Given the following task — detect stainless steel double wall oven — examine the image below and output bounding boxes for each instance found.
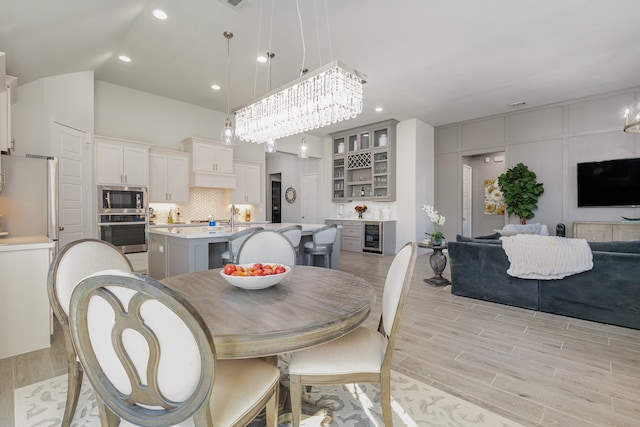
[97,185,148,253]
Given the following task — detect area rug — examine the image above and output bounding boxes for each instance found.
[15,370,523,427]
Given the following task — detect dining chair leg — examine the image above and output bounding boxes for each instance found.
[290,374,303,427]
[306,253,313,266]
[324,253,331,269]
[96,394,120,427]
[266,383,279,427]
[62,361,83,427]
[381,372,393,427]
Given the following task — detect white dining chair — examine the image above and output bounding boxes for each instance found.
[303,224,338,268]
[68,270,280,427]
[47,238,133,427]
[288,242,418,427]
[237,230,296,266]
[221,227,263,265]
[277,224,303,256]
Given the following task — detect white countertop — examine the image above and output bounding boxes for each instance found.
[149,223,334,239]
[149,221,269,228]
[325,217,396,222]
[0,235,56,251]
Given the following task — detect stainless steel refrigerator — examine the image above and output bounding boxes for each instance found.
[0,154,59,250]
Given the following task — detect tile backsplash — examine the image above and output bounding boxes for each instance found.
[150,187,249,224]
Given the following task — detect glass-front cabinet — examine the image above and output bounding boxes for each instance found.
[330,119,397,202]
[332,157,346,201]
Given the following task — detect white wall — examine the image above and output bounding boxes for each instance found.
[96,81,260,155]
[12,71,94,156]
[396,119,434,250]
[436,87,640,238]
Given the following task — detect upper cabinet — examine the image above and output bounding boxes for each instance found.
[95,136,150,186]
[149,149,190,203]
[0,52,16,155]
[230,161,261,204]
[330,120,397,202]
[181,137,236,189]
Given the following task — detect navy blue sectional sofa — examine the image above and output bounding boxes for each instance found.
[447,236,640,330]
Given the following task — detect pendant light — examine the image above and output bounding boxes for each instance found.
[265,139,277,153]
[220,31,236,145]
[298,135,309,159]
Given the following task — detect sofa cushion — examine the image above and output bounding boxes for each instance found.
[456,234,502,244]
[588,240,640,254]
[474,232,501,240]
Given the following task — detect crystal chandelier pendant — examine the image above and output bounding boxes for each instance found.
[220,117,236,145]
[298,136,309,159]
[235,61,365,144]
[624,108,640,133]
[264,139,277,153]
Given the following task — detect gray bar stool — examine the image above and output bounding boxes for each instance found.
[277,224,303,256]
[303,224,338,268]
[221,227,263,265]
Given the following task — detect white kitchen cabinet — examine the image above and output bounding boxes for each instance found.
[0,54,17,155]
[149,149,189,203]
[0,236,55,358]
[181,137,236,189]
[95,136,150,186]
[231,161,262,204]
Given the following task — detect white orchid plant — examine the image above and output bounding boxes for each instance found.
[422,205,446,241]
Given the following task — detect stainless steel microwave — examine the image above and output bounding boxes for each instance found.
[98,185,147,214]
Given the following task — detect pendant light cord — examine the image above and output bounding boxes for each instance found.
[225,33,231,116]
[295,0,306,76]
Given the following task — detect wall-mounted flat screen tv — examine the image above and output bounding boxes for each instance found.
[577,158,640,207]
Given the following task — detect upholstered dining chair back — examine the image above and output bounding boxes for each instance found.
[221,227,264,264]
[379,242,418,364]
[312,223,338,245]
[69,270,280,427]
[288,242,417,427]
[277,224,303,254]
[237,230,296,265]
[47,238,132,427]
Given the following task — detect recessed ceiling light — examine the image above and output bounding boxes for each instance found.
[257,56,268,63]
[118,55,131,63]
[375,107,383,112]
[153,9,168,20]
[211,84,221,90]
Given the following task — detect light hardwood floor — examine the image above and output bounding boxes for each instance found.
[2,249,640,426]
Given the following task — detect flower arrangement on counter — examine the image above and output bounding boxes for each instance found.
[422,204,446,245]
[355,204,368,219]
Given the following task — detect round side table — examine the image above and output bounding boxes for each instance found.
[418,242,450,287]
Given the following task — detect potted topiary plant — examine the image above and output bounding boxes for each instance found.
[497,162,544,224]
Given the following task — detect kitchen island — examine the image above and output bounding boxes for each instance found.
[148,223,341,279]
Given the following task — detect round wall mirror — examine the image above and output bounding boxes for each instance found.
[285,186,297,203]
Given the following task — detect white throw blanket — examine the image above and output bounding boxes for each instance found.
[500,234,593,280]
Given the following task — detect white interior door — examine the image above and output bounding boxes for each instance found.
[51,121,91,248]
[462,164,472,237]
[301,173,317,224]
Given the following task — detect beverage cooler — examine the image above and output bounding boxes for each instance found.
[363,221,383,254]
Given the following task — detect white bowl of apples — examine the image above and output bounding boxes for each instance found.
[220,263,291,290]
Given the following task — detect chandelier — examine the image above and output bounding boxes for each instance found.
[234,60,365,144]
[624,108,640,133]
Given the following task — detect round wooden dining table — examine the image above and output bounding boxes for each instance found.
[161,265,376,359]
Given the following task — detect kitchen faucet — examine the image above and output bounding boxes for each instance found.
[230,204,235,229]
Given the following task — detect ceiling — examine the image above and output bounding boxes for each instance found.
[1,0,639,136]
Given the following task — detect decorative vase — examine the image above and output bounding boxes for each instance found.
[431,235,443,246]
[358,212,363,219]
